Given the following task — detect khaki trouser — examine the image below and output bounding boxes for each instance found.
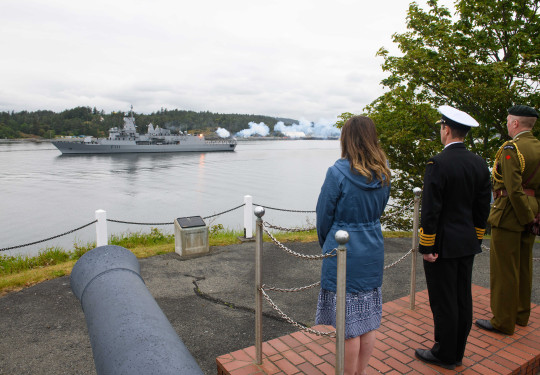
[489,227,535,334]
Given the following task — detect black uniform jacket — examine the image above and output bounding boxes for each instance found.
[419,143,492,258]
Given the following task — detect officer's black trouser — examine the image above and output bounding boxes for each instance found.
[423,255,475,365]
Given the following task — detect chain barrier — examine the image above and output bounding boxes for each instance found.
[260,287,336,337]
[262,281,321,293]
[384,248,413,270]
[3,203,247,252]
[253,203,315,213]
[202,203,245,220]
[263,221,315,232]
[0,220,98,252]
[263,221,413,268]
[258,221,414,340]
[255,200,409,216]
[107,203,247,226]
[107,219,173,225]
[262,225,337,260]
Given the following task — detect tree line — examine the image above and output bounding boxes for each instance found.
[0,107,297,139]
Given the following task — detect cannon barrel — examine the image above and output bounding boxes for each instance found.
[71,245,203,375]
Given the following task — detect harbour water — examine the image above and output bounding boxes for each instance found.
[0,140,341,257]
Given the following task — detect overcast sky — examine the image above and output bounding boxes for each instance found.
[0,0,455,123]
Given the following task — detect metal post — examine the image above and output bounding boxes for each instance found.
[410,188,422,310]
[95,209,107,247]
[244,195,253,239]
[254,206,265,365]
[335,230,349,375]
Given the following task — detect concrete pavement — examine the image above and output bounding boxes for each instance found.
[0,238,538,375]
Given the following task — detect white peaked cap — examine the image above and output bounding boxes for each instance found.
[437,105,479,127]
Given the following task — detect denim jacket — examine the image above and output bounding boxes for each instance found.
[316,158,390,293]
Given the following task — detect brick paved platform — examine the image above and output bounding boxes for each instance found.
[216,285,540,374]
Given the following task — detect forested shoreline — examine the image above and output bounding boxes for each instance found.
[0,107,298,139]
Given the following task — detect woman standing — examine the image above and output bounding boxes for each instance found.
[316,116,390,375]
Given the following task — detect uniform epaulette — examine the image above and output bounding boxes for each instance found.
[492,140,525,183]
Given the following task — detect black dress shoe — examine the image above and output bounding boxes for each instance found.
[415,348,456,370]
[475,319,504,333]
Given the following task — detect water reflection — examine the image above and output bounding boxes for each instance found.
[1,140,341,256]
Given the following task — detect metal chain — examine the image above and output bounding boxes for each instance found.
[263,221,316,232]
[202,203,245,219]
[0,220,98,252]
[263,227,337,260]
[253,203,315,213]
[260,287,336,337]
[255,200,411,215]
[262,281,321,293]
[384,248,413,270]
[107,219,173,225]
[107,203,246,225]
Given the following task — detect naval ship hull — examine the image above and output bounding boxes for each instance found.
[52,107,237,155]
[52,141,236,154]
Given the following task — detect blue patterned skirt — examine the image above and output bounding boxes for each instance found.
[315,287,382,339]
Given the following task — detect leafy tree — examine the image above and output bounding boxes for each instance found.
[339,0,539,230]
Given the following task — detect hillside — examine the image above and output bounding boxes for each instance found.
[0,107,298,139]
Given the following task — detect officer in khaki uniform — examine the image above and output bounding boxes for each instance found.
[476,105,540,335]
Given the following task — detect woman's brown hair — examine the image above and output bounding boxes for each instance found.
[340,116,391,185]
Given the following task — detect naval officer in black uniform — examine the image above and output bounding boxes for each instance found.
[414,105,492,370]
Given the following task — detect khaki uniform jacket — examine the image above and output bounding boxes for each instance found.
[488,131,540,231]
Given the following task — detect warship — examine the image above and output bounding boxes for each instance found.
[52,108,236,154]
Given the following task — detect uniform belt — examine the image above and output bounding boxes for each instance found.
[493,189,535,199]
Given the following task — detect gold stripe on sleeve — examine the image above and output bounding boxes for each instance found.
[419,228,436,246]
[475,227,486,240]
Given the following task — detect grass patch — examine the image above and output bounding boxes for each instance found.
[0,245,93,276]
[110,227,174,248]
[0,261,77,295]
[383,231,412,238]
[264,229,318,243]
[0,226,413,296]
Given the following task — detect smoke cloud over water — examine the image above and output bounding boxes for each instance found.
[274,118,340,138]
[215,127,230,138]
[235,122,270,138]
[234,118,340,139]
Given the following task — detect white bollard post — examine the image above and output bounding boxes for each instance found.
[244,195,253,239]
[95,209,108,247]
